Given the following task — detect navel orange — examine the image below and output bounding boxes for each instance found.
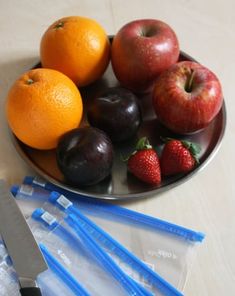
[40,16,110,87]
[6,68,83,150]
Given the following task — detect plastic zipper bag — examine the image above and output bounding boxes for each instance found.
[39,244,90,296]
[75,201,203,291]
[29,208,151,296]
[0,241,80,296]
[11,185,184,296]
[13,180,205,294]
[41,200,181,296]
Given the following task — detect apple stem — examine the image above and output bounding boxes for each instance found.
[185,69,195,93]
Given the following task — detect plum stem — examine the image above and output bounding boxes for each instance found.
[185,69,195,93]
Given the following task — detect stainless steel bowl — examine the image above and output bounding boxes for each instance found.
[11,49,226,200]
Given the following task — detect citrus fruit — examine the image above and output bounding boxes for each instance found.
[40,16,110,87]
[6,68,83,150]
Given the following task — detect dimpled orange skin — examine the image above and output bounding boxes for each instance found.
[6,68,83,150]
[40,16,110,87]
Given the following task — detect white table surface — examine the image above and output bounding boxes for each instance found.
[0,0,234,295]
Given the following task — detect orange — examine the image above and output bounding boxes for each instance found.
[6,68,83,150]
[40,16,110,87]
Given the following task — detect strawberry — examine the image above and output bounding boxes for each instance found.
[160,138,201,176]
[127,137,161,185]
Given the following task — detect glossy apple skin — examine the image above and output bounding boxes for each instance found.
[56,127,114,186]
[87,87,141,142]
[111,19,179,93]
[152,61,223,134]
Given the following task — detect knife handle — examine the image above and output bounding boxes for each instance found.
[20,287,42,296]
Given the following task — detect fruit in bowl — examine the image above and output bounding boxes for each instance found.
[6,68,83,150]
[152,61,223,134]
[40,16,110,87]
[56,127,114,186]
[127,137,161,185]
[87,87,141,142]
[160,138,201,176]
[111,19,179,93]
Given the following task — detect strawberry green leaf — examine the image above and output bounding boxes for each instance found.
[181,140,201,164]
[136,137,152,150]
[190,142,201,155]
[181,140,192,149]
[122,137,153,162]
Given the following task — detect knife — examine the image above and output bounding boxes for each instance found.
[0,180,48,296]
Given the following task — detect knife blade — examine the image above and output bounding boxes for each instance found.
[0,180,48,296]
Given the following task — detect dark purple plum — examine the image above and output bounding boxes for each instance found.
[87,87,141,142]
[56,127,114,186]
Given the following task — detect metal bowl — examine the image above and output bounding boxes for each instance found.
[11,50,226,200]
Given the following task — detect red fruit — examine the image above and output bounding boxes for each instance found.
[111,19,179,93]
[152,61,223,134]
[160,139,201,176]
[127,138,161,185]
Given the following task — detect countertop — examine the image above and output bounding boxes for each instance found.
[0,0,234,295]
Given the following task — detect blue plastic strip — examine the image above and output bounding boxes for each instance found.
[49,191,183,296]
[65,214,149,296]
[33,209,151,296]
[22,177,205,242]
[39,243,90,296]
[78,202,205,242]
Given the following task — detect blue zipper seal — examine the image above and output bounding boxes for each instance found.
[49,191,184,296]
[65,213,150,296]
[39,243,90,296]
[78,202,205,242]
[21,177,205,242]
[33,209,151,296]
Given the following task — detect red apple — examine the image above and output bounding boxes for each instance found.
[152,61,223,134]
[111,19,179,93]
